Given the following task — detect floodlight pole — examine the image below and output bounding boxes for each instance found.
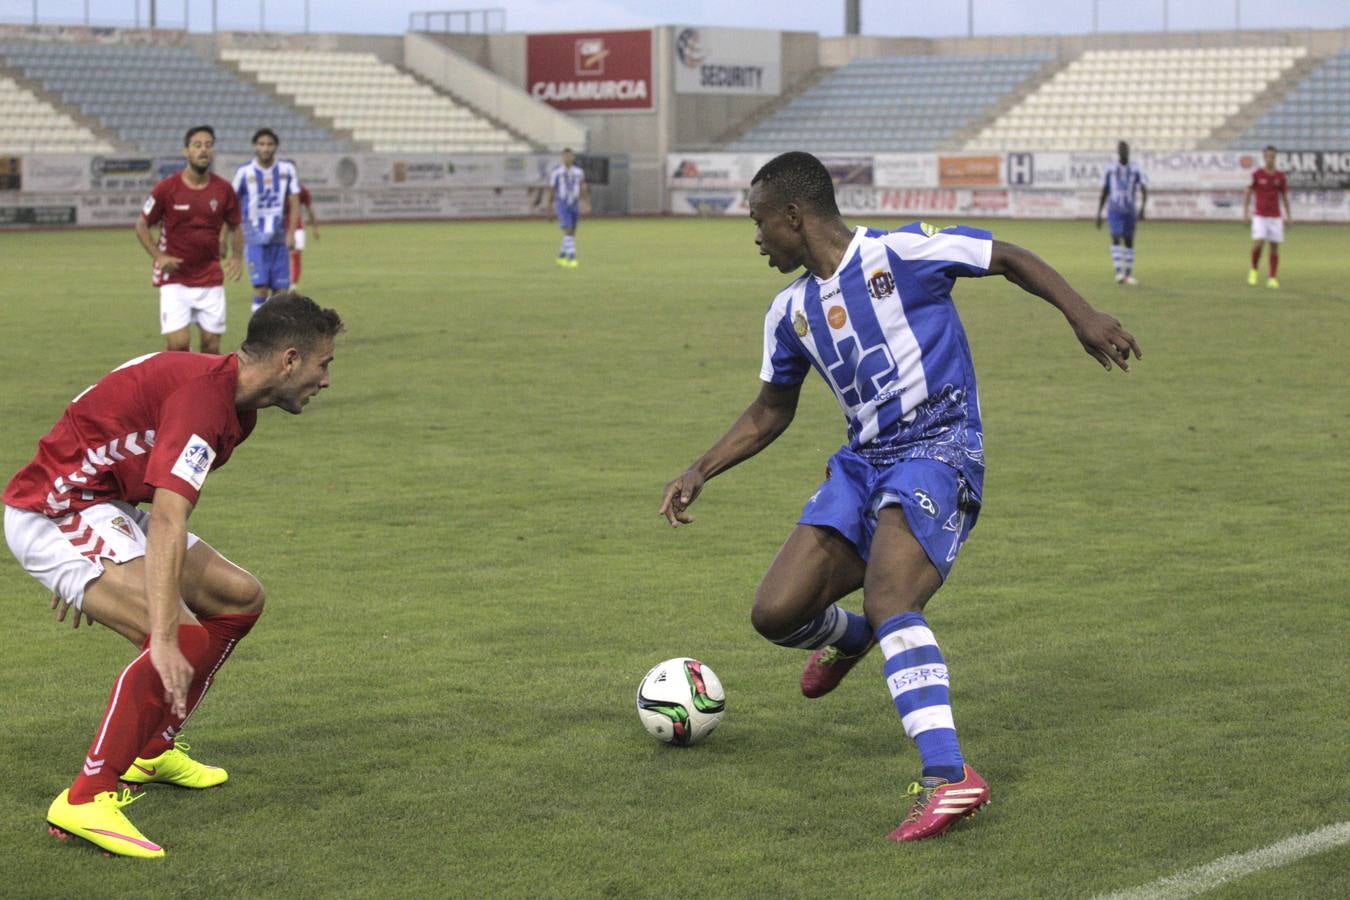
[1162,0,1169,32]
[305,0,310,33]
[1092,0,1098,33]
[967,0,974,38]
[260,0,265,32]
[1235,0,1241,31]
[150,0,157,28]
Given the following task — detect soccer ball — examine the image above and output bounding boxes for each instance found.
[636,657,726,745]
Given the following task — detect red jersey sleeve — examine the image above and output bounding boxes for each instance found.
[222,180,242,227]
[142,179,170,226]
[142,384,235,505]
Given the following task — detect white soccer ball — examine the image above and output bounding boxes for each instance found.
[636,657,726,746]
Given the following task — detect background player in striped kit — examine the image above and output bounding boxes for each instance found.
[233,128,300,314]
[2,293,343,858]
[1243,145,1291,289]
[1095,141,1148,285]
[547,148,590,268]
[660,151,1140,841]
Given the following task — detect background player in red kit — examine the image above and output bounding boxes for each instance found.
[1243,144,1292,289]
[289,180,318,289]
[2,293,344,858]
[135,125,244,353]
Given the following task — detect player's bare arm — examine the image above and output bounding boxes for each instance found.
[135,216,182,272]
[987,240,1141,372]
[1095,184,1108,229]
[660,381,801,527]
[1282,188,1292,226]
[144,487,197,718]
[305,201,319,238]
[285,195,299,250]
[1242,186,1252,223]
[223,223,244,281]
[1138,183,1148,221]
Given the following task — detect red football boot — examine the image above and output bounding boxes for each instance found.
[887,765,990,842]
[800,641,875,698]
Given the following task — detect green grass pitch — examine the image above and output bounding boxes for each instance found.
[0,216,1346,896]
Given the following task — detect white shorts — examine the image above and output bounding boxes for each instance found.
[4,502,201,610]
[1251,215,1284,243]
[160,283,226,335]
[293,229,306,251]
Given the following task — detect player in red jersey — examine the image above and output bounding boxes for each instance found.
[1242,145,1291,289]
[135,125,244,354]
[2,293,343,859]
[289,181,318,288]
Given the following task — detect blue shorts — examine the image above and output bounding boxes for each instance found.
[556,202,579,230]
[245,243,291,290]
[1107,208,1136,240]
[799,446,980,581]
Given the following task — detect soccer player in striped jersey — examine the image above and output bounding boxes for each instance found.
[660,152,1140,841]
[547,148,589,268]
[1095,141,1148,285]
[232,129,300,314]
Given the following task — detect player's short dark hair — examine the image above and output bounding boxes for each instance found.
[241,292,344,357]
[252,127,280,145]
[1264,144,1277,152]
[751,151,840,216]
[183,125,215,146]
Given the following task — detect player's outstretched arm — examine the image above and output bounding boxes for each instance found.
[987,240,1141,373]
[659,381,801,527]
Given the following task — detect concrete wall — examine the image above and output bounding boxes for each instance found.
[404,31,587,152]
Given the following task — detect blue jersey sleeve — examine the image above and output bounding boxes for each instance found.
[759,297,810,385]
[882,223,993,300]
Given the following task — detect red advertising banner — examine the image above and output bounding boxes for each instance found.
[527,30,653,111]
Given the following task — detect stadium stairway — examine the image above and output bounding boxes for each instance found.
[1202,52,1326,149]
[945,54,1069,151]
[706,66,833,149]
[0,58,127,153]
[220,49,531,154]
[215,56,369,153]
[1226,48,1350,150]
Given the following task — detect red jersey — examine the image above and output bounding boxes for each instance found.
[297,184,311,228]
[3,353,257,518]
[1249,168,1288,218]
[141,172,240,288]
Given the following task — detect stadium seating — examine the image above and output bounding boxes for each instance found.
[0,42,352,154]
[727,54,1055,153]
[220,49,531,154]
[967,46,1306,152]
[0,74,115,153]
[1234,48,1350,148]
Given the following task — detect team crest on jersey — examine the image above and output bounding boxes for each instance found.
[868,269,895,301]
[793,311,808,337]
[209,198,218,211]
[826,306,847,329]
[108,516,135,539]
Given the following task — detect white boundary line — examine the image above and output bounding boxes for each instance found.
[1095,821,1350,900]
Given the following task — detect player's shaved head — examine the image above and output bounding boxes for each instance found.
[751,152,840,216]
[241,291,344,358]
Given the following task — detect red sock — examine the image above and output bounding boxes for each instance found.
[70,624,210,803]
[137,613,261,759]
[1251,246,1262,268]
[1269,249,1279,278]
[290,251,301,285]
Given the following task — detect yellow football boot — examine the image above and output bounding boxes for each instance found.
[47,788,164,859]
[1247,268,1259,286]
[121,741,227,789]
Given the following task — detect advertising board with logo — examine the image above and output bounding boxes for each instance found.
[1276,150,1350,190]
[527,30,653,111]
[673,26,781,96]
[938,155,1003,187]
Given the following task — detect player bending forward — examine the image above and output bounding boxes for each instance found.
[660,152,1141,842]
[3,293,343,858]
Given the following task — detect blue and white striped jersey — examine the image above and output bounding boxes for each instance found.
[1103,162,1146,214]
[549,164,586,207]
[231,159,300,246]
[760,222,991,493]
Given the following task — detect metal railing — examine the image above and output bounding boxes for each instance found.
[408,8,505,34]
